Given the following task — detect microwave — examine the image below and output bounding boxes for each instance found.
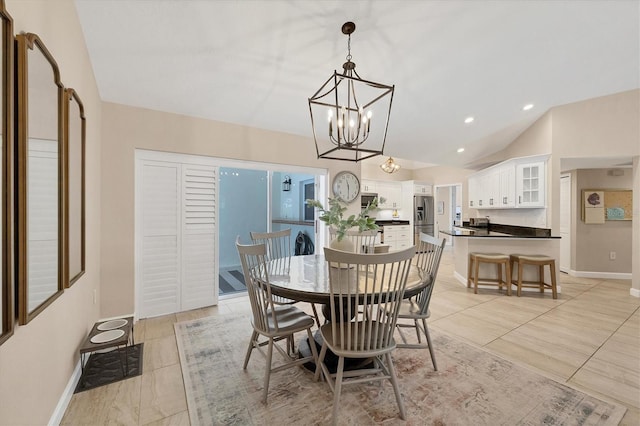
[361,193,378,208]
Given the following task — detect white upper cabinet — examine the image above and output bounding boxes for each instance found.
[414,183,432,195]
[377,181,403,209]
[499,164,516,208]
[361,179,377,194]
[468,176,479,208]
[468,155,547,209]
[516,161,545,207]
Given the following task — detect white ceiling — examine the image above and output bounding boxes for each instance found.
[74,0,639,169]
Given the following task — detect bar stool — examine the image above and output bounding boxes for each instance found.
[509,254,557,299]
[467,253,512,296]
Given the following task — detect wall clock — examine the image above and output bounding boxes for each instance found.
[332,171,360,203]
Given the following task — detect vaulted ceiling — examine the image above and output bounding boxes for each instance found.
[75,0,639,169]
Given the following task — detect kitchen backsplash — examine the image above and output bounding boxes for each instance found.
[367,209,411,221]
[478,208,547,228]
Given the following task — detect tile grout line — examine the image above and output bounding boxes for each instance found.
[481,276,606,348]
[565,303,640,383]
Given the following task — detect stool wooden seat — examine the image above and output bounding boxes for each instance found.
[509,254,557,299]
[467,253,511,296]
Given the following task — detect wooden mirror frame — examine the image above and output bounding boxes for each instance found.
[64,88,85,286]
[16,32,65,325]
[0,0,13,345]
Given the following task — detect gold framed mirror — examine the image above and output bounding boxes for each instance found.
[64,88,85,286]
[16,32,65,325]
[0,0,13,345]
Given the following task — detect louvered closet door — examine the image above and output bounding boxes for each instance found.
[181,165,217,311]
[140,161,181,318]
[138,156,218,318]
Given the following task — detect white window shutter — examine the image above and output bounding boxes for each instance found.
[181,165,217,311]
[140,162,181,318]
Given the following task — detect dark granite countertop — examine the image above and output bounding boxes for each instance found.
[375,220,410,226]
[442,223,560,239]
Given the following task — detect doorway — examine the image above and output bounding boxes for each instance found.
[559,174,571,272]
[434,183,463,245]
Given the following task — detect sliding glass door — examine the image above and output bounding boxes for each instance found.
[217,168,268,296]
[218,169,323,298]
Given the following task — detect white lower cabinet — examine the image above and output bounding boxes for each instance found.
[382,225,412,252]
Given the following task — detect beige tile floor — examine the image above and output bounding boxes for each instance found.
[61,248,640,425]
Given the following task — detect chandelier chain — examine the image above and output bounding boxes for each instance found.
[346,34,352,62]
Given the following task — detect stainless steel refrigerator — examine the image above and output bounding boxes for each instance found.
[414,195,434,245]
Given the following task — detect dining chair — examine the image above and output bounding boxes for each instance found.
[236,238,319,403]
[250,229,321,327]
[315,246,416,425]
[328,227,379,253]
[394,233,446,370]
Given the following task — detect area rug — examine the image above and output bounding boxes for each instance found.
[175,315,626,425]
[74,343,144,393]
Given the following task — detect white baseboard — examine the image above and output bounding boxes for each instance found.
[49,360,82,426]
[568,270,632,280]
[630,288,640,298]
[452,271,562,293]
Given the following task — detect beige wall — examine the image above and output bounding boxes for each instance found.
[574,168,633,273]
[552,90,640,158]
[101,102,356,317]
[0,1,102,424]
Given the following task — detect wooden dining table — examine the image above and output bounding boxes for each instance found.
[266,254,429,372]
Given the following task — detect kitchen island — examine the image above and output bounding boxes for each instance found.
[440,225,561,293]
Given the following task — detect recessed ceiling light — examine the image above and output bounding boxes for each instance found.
[457,148,465,153]
[523,104,534,111]
[464,116,474,124]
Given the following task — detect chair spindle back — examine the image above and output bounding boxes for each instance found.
[323,246,416,352]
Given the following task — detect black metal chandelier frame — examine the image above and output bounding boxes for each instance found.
[308,22,395,162]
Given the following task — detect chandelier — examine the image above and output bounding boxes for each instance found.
[380,157,401,174]
[308,22,395,162]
